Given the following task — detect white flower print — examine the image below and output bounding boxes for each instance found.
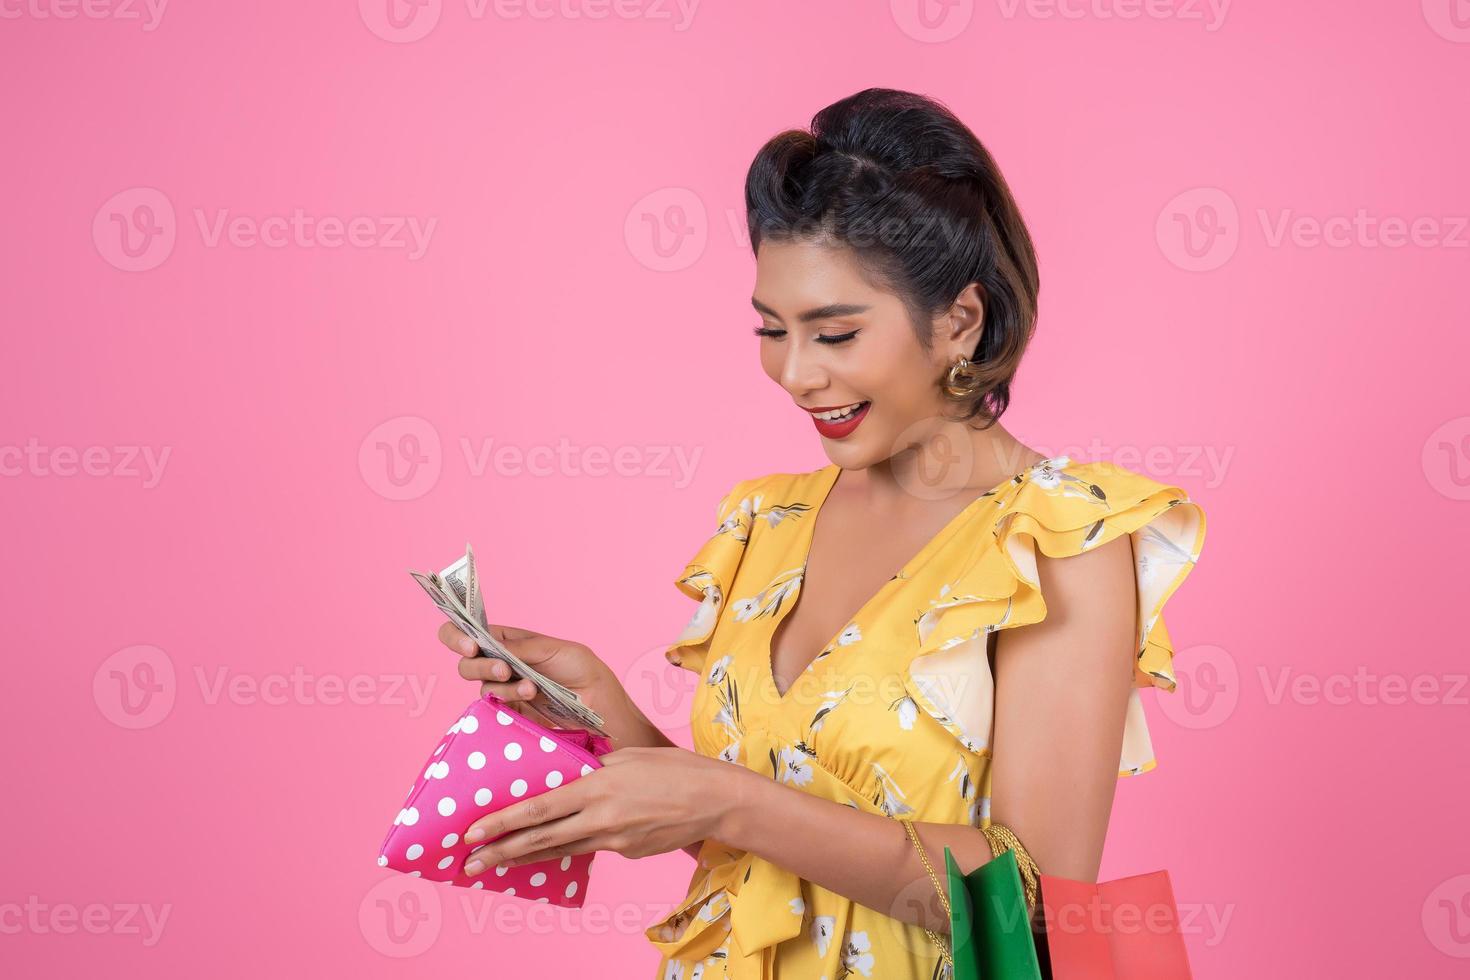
[757,497,815,529]
[706,654,732,686]
[732,566,804,623]
[838,929,876,977]
[810,687,853,732]
[836,622,863,646]
[1028,455,1070,489]
[717,739,740,764]
[789,895,805,917]
[661,958,684,980]
[889,694,918,730]
[776,745,814,787]
[870,761,915,817]
[811,915,836,957]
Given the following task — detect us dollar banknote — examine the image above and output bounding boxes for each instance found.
[412,543,607,735]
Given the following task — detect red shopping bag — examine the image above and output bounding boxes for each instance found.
[1035,869,1192,979]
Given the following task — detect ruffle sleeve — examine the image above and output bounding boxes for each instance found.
[663,476,764,676]
[901,458,1208,777]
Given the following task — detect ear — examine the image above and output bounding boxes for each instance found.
[937,282,986,359]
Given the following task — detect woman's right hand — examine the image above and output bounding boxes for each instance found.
[438,622,618,727]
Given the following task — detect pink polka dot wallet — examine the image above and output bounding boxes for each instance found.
[376,693,615,906]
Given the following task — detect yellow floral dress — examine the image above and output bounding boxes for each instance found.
[645,455,1207,980]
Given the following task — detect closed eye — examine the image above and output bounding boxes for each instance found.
[753,326,859,345]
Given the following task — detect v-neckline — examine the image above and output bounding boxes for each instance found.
[762,454,1073,704]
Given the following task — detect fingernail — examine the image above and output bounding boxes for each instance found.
[461,639,476,654]
[518,681,534,696]
[466,827,485,843]
[464,860,484,876]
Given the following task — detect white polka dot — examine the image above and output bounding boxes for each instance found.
[545,770,563,788]
[441,832,459,848]
[539,736,556,752]
[536,896,548,903]
[580,764,593,776]
[437,796,456,817]
[377,855,388,867]
[503,741,522,761]
[504,887,515,896]
[427,761,449,779]
[529,872,547,887]
[433,742,447,755]
[474,788,492,806]
[467,751,486,770]
[510,778,528,797]
[496,711,514,726]
[401,807,420,826]
[495,864,508,877]
[409,871,422,877]
[459,715,479,734]
[565,881,578,898]
[560,856,572,871]
[406,843,424,860]
[437,856,454,870]
[446,720,462,735]
[471,881,484,889]
[393,809,404,826]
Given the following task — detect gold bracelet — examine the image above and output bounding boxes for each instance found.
[898,818,954,967]
[981,822,1040,916]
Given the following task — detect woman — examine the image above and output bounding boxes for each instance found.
[442,87,1208,979]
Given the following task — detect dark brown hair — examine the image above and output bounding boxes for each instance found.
[744,87,1040,429]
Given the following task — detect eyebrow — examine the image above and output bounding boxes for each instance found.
[750,297,872,323]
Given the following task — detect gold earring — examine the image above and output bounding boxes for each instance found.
[943,355,979,398]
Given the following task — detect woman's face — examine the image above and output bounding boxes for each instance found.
[751,238,979,470]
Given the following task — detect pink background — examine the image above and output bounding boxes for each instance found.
[3,1,1468,976]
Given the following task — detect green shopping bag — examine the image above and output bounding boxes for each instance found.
[942,845,1043,980]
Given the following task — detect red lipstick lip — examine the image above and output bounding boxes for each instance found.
[808,401,871,439]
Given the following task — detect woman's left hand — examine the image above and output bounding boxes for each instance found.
[460,746,746,876]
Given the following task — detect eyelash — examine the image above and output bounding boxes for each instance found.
[752,326,860,345]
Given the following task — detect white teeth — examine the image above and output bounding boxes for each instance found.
[814,402,865,421]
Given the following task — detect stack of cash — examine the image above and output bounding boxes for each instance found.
[411,543,607,736]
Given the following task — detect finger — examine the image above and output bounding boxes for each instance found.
[497,836,601,869]
[464,811,596,876]
[438,621,479,657]
[462,781,586,846]
[457,657,523,684]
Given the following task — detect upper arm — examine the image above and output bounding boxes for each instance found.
[988,532,1138,882]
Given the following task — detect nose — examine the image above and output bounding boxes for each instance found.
[776,336,828,397]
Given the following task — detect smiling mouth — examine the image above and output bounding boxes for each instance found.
[803,400,871,439]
